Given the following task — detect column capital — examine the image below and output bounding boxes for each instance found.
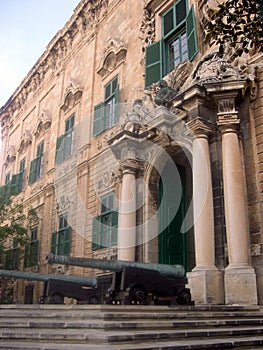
[217,120,240,134]
[214,93,240,131]
[119,159,144,176]
[187,117,213,139]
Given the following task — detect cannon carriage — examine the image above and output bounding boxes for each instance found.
[46,254,192,305]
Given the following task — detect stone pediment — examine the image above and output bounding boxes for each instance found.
[60,78,83,112]
[33,110,52,138]
[4,145,16,167]
[97,39,127,79]
[18,130,32,154]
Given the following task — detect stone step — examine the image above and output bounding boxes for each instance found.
[0,336,263,350]
[0,305,262,320]
[1,325,263,342]
[0,317,263,329]
[1,305,262,349]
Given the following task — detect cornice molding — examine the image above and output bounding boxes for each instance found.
[0,0,109,118]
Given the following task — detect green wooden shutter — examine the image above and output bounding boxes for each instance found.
[93,102,104,136]
[145,40,163,88]
[114,85,119,124]
[64,227,71,256]
[92,216,100,251]
[30,240,39,265]
[111,210,118,246]
[51,232,57,254]
[55,135,64,164]
[28,160,36,184]
[37,141,44,157]
[24,244,30,268]
[10,174,19,196]
[163,7,174,36]
[186,6,198,61]
[175,0,187,27]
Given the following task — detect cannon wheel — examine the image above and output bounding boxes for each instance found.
[89,295,99,304]
[50,293,64,304]
[177,288,191,305]
[128,286,147,305]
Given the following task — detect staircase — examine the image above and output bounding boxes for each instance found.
[0,304,263,349]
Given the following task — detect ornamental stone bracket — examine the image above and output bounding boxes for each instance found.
[97,38,127,79]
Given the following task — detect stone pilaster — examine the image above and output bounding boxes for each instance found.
[187,118,224,305]
[217,93,258,305]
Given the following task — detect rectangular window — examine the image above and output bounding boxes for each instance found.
[24,227,39,268]
[29,142,44,184]
[92,192,118,251]
[55,114,75,164]
[145,1,198,87]
[51,214,71,256]
[5,240,19,270]
[93,76,119,136]
[18,158,25,193]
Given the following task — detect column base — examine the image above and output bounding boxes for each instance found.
[187,268,224,305]
[225,266,258,305]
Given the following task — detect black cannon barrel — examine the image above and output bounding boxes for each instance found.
[0,269,97,287]
[46,253,185,278]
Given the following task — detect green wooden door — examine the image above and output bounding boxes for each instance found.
[158,163,187,271]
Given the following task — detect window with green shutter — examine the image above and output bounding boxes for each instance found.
[93,76,119,136]
[18,159,25,193]
[145,0,198,87]
[92,192,118,251]
[55,114,75,164]
[51,214,71,256]
[24,227,39,268]
[5,240,19,270]
[28,142,44,184]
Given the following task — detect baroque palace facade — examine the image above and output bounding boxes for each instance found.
[0,0,262,305]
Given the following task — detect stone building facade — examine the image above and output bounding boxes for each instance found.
[0,0,262,305]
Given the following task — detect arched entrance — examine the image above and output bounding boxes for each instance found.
[158,162,188,271]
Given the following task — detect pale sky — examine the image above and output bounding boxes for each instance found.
[0,0,80,108]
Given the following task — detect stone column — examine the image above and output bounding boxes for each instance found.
[217,93,257,305]
[187,118,224,304]
[117,160,137,261]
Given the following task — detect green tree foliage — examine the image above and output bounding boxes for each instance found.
[0,195,37,259]
[206,0,263,57]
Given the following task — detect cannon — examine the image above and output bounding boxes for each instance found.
[0,269,109,304]
[46,254,192,305]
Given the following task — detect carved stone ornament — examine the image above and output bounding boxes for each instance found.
[97,39,127,79]
[193,53,241,83]
[58,195,72,211]
[60,78,83,112]
[33,110,52,137]
[18,130,32,154]
[139,7,155,49]
[165,61,193,93]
